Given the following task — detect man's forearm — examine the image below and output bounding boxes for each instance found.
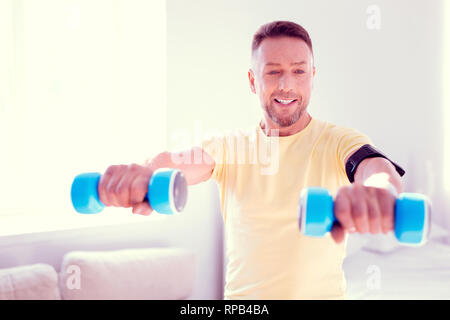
[143,151,172,171]
[353,157,404,194]
[142,148,215,185]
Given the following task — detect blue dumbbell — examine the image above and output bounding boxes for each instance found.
[71,168,188,214]
[297,187,431,245]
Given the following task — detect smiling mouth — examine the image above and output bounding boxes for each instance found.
[274,98,297,106]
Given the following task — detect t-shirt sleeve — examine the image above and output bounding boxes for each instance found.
[200,133,227,183]
[334,126,374,173]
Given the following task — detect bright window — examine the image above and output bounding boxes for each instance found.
[0,0,167,236]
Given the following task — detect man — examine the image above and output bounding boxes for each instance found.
[97,21,405,299]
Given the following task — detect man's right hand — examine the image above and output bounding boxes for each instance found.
[98,163,154,216]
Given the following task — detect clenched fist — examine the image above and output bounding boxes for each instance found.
[331,183,397,243]
[98,164,154,216]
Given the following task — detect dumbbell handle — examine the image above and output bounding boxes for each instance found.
[298,187,431,245]
[71,168,187,214]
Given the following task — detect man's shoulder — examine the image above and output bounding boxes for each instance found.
[310,118,368,147]
[310,117,339,136]
[313,118,362,135]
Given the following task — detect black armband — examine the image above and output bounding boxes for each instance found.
[345,144,406,183]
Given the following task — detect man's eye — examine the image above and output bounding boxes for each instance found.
[268,71,279,75]
[295,70,305,74]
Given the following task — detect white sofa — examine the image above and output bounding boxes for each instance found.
[0,247,196,300]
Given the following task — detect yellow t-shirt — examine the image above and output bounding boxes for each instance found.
[201,117,373,300]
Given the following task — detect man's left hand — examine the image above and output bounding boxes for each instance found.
[331,183,397,244]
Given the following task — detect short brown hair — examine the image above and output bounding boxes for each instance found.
[252,20,313,55]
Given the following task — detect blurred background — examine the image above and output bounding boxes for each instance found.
[0,0,449,299]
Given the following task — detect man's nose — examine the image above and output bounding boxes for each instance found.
[278,74,295,91]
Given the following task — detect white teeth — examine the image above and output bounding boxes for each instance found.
[276,99,295,105]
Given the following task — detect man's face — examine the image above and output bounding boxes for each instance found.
[249,36,315,127]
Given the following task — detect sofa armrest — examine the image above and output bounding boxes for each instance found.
[0,264,61,300]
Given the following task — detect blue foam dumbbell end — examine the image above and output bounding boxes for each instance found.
[298,187,334,237]
[395,192,430,245]
[71,172,105,214]
[148,168,188,214]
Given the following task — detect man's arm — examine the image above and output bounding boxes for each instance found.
[144,147,215,186]
[345,152,404,194]
[331,150,405,243]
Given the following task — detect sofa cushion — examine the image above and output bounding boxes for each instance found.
[0,264,61,300]
[59,247,196,300]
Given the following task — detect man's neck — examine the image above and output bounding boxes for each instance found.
[260,112,312,137]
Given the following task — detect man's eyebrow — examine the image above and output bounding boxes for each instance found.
[265,61,307,66]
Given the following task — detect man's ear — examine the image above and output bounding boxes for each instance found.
[248,69,256,94]
[312,66,316,89]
